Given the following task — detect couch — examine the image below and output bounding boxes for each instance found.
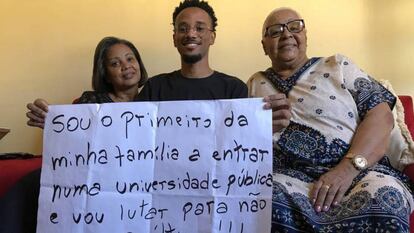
[400,95,414,231]
[1,96,414,230]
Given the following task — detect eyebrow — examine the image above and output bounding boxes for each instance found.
[177,21,208,26]
[107,53,135,61]
[110,52,134,58]
[270,18,301,25]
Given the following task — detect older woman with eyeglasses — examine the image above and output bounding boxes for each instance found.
[247,7,414,232]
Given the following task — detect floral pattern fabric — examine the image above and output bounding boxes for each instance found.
[247,54,414,232]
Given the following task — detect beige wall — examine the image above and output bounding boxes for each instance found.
[1,0,413,154]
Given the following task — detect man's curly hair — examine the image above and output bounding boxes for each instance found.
[172,0,218,31]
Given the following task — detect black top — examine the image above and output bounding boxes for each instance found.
[74,91,141,104]
[74,91,113,104]
[137,70,248,101]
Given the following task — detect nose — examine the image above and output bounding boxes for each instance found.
[280,26,293,39]
[121,60,131,71]
[185,27,198,38]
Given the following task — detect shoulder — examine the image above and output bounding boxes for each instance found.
[210,71,247,98]
[247,71,267,83]
[75,91,97,103]
[147,71,178,83]
[322,54,355,66]
[213,71,246,86]
[246,71,268,90]
[137,72,178,101]
[75,91,112,104]
[79,91,97,97]
[311,54,361,75]
[246,70,277,97]
[213,71,237,80]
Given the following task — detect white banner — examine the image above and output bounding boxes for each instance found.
[37,98,272,233]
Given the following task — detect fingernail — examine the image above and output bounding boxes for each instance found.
[333,201,339,206]
[323,205,329,211]
[315,206,321,212]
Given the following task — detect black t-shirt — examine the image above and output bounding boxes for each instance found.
[137,70,248,101]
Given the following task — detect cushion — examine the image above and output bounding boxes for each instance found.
[0,156,42,197]
[399,96,414,137]
[379,80,414,171]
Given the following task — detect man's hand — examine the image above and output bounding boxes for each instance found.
[263,94,291,133]
[26,98,49,129]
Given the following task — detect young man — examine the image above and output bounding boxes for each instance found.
[138,0,248,101]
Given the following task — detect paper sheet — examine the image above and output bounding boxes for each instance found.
[37,98,272,233]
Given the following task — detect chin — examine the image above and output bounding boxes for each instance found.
[182,54,202,64]
[278,53,299,62]
[125,78,140,86]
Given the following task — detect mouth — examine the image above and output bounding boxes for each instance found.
[278,43,296,49]
[122,71,136,79]
[182,40,201,49]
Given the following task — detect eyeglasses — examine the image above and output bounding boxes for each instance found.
[173,23,214,35]
[264,19,305,38]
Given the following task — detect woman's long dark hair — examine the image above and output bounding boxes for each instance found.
[92,36,148,93]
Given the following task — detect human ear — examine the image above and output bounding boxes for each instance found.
[261,40,268,55]
[173,33,178,48]
[209,31,216,45]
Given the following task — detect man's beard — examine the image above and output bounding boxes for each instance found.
[182,54,202,64]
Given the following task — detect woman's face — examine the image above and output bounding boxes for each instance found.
[262,9,307,68]
[105,43,141,92]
